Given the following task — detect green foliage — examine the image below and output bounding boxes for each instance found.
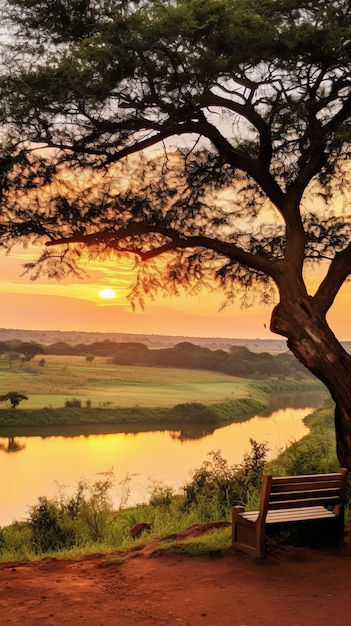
[0,522,33,560]
[64,397,82,408]
[76,471,115,543]
[27,471,116,553]
[182,441,268,515]
[148,483,175,509]
[170,402,218,422]
[28,496,77,553]
[267,401,339,477]
[0,394,273,428]
[153,526,231,559]
[269,432,339,477]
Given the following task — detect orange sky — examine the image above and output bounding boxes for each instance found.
[0,243,350,340]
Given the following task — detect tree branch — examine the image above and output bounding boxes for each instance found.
[45,223,277,277]
[203,92,273,165]
[314,243,351,315]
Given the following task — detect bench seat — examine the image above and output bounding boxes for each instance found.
[239,505,338,524]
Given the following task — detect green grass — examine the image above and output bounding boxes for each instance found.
[0,355,323,428]
[0,355,251,408]
[266,400,338,476]
[152,526,232,558]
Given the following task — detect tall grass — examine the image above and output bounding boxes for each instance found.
[267,401,339,476]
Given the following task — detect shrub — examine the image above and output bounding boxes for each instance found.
[76,471,115,542]
[182,440,268,516]
[170,402,217,422]
[65,398,82,408]
[0,522,33,559]
[27,471,116,552]
[148,482,175,508]
[28,496,77,553]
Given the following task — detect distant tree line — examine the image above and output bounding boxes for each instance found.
[0,340,45,362]
[0,339,311,378]
[110,342,311,378]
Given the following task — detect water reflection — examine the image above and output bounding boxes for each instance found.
[169,426,216,441]
[0,437,26,453]
[260,391,325,414]
[0,391,325,445]
[0,392,326,527]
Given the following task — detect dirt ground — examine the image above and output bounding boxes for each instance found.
[1,525,351,626]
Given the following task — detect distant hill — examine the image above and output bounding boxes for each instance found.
[0,327,287,354]
[0,327,350,356]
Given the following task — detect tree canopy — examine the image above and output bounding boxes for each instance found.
[0,0,350,296]
[0,392,28,409]
[0,0,351,463]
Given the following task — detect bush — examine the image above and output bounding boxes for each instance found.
[76,471,115,542]
[0,522,32,559]
[170,402,217,422]
[27,471,116,553]
[65,398,82,408]
[148,482,175,508]
[182,440,268,516]
[28,496,77,552]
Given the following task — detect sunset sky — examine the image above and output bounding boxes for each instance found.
[1,242,350,340]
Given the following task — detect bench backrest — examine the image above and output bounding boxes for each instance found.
[259,469,348,519]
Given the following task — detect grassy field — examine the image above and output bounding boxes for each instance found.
[0,354,323,429]
[0,355,252,409]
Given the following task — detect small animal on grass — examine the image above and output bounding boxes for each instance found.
[130,522,152,539]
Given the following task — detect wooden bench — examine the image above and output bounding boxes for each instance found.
[232,469,348,558]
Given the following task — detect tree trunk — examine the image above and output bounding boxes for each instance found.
[270,296,351,469]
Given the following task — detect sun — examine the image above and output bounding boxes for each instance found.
[98,288,116,299]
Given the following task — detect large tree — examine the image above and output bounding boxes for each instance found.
[1,1,351,463]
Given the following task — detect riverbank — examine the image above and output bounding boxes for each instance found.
[267,400,338,475]
[0,397,336,543]
[0,377,322,430]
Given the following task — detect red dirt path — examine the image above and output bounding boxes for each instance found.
[1,528,351,625]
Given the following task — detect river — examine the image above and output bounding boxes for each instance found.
[0,392,326,526]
